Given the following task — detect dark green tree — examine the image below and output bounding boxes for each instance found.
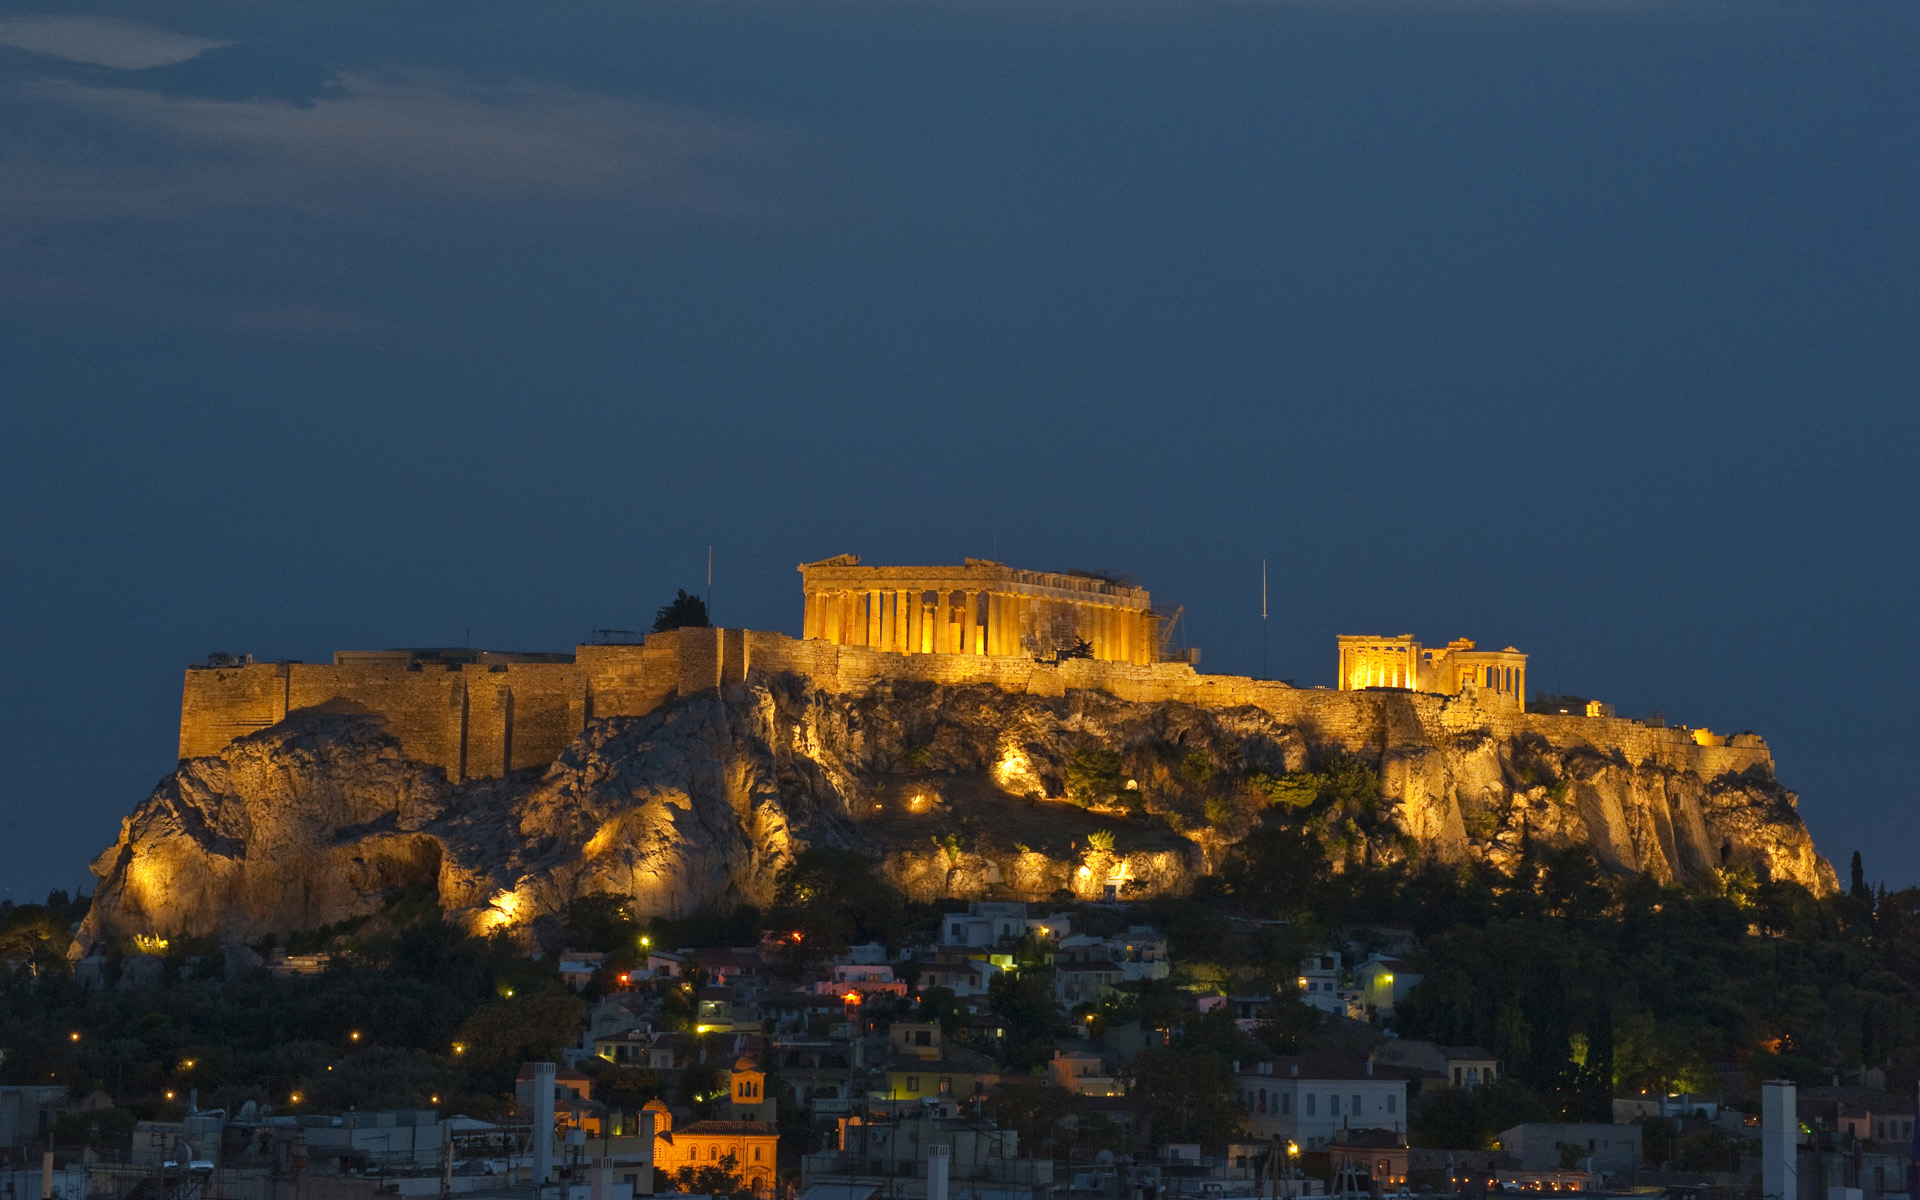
[1121,1047,1244,1150]
[988,967,1061,1072]
[674,1154,745,1197]
[652,590,710,633]
[562,893,640,952]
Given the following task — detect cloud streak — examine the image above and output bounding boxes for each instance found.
[0,16,229,70]
[0,62,791,332]
[3,70,786,229]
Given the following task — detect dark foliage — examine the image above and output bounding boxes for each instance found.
[652,589,710,633]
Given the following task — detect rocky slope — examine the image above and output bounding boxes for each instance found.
[76,677,1835,951]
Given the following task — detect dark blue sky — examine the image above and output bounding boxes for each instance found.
[3,0,1915,901]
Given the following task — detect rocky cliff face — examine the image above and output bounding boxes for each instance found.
[77,677,1835,951]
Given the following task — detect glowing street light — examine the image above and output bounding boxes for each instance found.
[69,1032,80,1042]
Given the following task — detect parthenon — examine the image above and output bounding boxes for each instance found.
[798,555,1162,664]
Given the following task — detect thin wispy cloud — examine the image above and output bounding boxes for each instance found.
[0,15,229,70]
[0,62,792,333]
[4,71,787,227]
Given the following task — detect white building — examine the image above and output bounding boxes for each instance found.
[942,902,1029,947]
[1497,1124,1642,1177]
[1055,961,1124,1006]
[1233,1053,1412,1150]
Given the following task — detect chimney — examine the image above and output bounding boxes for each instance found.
[1291,1064,1299,1078]
[590,1156,613,1200]
[1762,1080,1796,1200]
[531,1062,556,1187]
[1367,1061,1374,1076]
[927,1144,951,1200]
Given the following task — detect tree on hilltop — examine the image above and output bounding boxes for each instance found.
[652,589,710,632]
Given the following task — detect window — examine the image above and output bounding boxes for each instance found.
[907,1076,920,1091]
[709,1147,718,1161]
[1353,1094,1362,1113]
[1330,1095,1340,1116]
[939,1078,952,1095]
[1282,1093,1292,1115]
[1388,1095,1397,1114]
[1307,1094,1316,1116]
[915,1031,931,1046]
[753,1148,762,1162]
[1258,1091,1267,1114]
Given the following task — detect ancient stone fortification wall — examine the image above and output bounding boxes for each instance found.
[180,628,1772,783]
[181,658,584,781]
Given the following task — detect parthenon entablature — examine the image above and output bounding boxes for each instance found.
[798,555,1161,665]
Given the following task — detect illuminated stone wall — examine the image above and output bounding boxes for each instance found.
[180,627,1759,784]
[797,554,1161,665]
[180,650,583,781]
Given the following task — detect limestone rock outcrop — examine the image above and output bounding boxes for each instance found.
[76,676,1835,951]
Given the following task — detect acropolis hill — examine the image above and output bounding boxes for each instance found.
[79,557,1835,951]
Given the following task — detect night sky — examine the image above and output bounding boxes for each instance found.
[3,0,1915,900]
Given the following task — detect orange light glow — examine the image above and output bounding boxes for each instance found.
[843,991,862,1005]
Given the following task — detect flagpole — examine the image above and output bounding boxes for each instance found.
[1261,558,1270,681]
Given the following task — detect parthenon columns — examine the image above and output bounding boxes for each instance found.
[797,557,1161,665]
